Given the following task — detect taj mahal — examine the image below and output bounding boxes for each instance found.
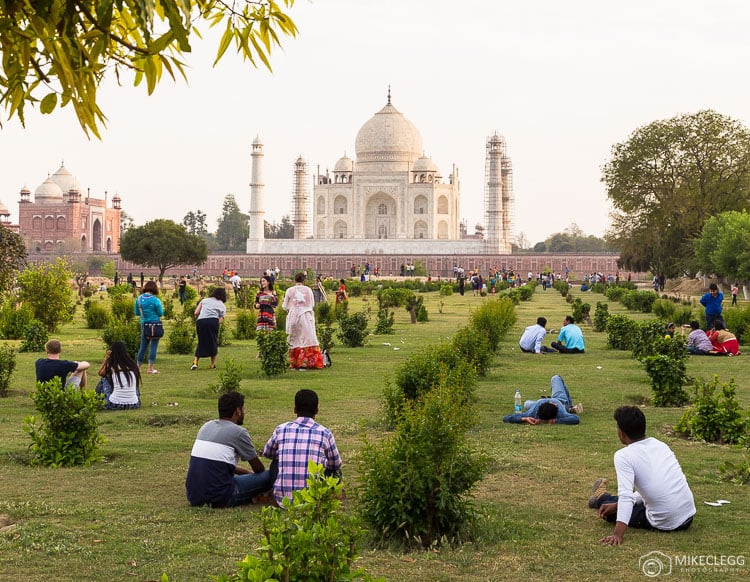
[247,91,514,255]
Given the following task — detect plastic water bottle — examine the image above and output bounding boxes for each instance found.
[514,390,522,413]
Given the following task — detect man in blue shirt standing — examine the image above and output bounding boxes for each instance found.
[551,315,586,353]
[699,283,724,331]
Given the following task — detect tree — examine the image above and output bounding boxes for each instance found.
[0,223,27,297]
[119,219,208,284]
[17,258,75,331]
[215,194,249,251]
[264,215,294,238]
[695,210,750,282]
[0,1,298,137]
[603,110,750,277]
[120,210,135,234]
[182,210,208,235]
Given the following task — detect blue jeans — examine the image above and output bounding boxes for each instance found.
[524,375,574,412]
[226,459,279,507]
[137,325,160,365]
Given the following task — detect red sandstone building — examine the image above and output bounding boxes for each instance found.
[16,162,121,254]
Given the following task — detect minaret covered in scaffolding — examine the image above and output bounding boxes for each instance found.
[247,135,265,253]
[484,132,513,253]
[291,156,309,239]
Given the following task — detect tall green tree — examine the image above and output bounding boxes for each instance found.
[119,219,207,284]
[182,210,208,235]
[0,1,298,137]
[603,110,750,277]
[0,223,27,296]
[695,210,750,282]
[17,258,75,331]
[215,194,249,251]
[264,215,294,238]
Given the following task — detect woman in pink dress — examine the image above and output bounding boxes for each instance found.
[282,272,324,369]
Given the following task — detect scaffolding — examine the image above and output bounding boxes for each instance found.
[483,132,514,253]
[291,156,309,240]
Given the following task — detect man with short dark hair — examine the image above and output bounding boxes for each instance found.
[35,339,90,388]
[518,317,555,353]
[502,375,582,425]
[186,391,275,508]
[589,406,696,545]
[551,315,585,353]
[700,283,724,330]
[263,389,342,505]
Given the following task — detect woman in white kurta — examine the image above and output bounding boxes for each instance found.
[282,272,324,369]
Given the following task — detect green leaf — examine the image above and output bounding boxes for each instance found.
[39,92,58,114]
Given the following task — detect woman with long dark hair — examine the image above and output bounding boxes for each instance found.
[96,341,142,410]
[192,286,227,370]
[254,275,278,332]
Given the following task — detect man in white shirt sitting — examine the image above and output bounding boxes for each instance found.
[589,405,696,545]
[519,317,555,354]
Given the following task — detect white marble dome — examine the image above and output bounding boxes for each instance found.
[413,155,438,172]
[34,175,64,200]
[51,163,79,194]
[334,154,354,172]
[355,101,423,164]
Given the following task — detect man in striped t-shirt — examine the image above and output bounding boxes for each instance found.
[262,389,342,505]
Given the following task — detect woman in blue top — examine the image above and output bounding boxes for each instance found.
[134,280,164,374]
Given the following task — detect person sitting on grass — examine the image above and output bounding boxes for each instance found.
[682,320,714,355]
[35,339,90,388]
[551,315,586,354]
[708,320,740,355]
[518,316,556,353]
[589,406,695,545]
[262,389,342,505]
[502,375,582,425]
[95,341,142,410]
[186,391,276,508]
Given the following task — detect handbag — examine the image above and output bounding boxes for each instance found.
[139,295,164,340]
[144,322,164,340]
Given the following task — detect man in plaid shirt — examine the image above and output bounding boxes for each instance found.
[263,389,342,505]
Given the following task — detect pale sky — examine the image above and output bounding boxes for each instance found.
[2,0,750,245]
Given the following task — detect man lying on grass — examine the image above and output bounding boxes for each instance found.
[589,406,696,545]
[502,375,583,425]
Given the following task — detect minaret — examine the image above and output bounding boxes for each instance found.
[292,156,309,239]
[247,135,265,252]
[500,150,514,253]
[484,132,504,252]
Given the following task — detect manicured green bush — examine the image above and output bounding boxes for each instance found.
[166,314,196,355]
[0,343,16,397]
[17,259,75,332]
[439,284,453,296]
[416,303,429,322]
[590,282,606,294]
[606,314,638,350]
[467,296,516,352]
[209,358,243,394]
[19,320,49,353]
[518,283,534,301]
[374,308,395,335]
[386,343,477,427]
[404,293,423,324]
[377,287,411,309]
[506,288,521,304]
[593,302,610,332]
[233,309,257,340]
[101,318,141,358]
[23,377,105,467]
[630,321,672,361]
[359,385,489,547]
[722,306,750,343]
[256,328,288,376]
[652,298,676,320]
[316,323,335,353]
[553,280,570,296]
[336,311,369,348]
[620,290,657,313]
[85,301,110,329]
[641,336,690,407]
[107,283,134,300]
[571,297,591,323]
[315,300,335,326]
[605,285,628,302]
[0,300,34,339]
[162,297,175,320]
[111,295,135,322]
[451,326,492,376]
[675,376,750,444]
[213,463,374,582]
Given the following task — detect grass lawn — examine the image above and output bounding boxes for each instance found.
[0,286,748,581]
